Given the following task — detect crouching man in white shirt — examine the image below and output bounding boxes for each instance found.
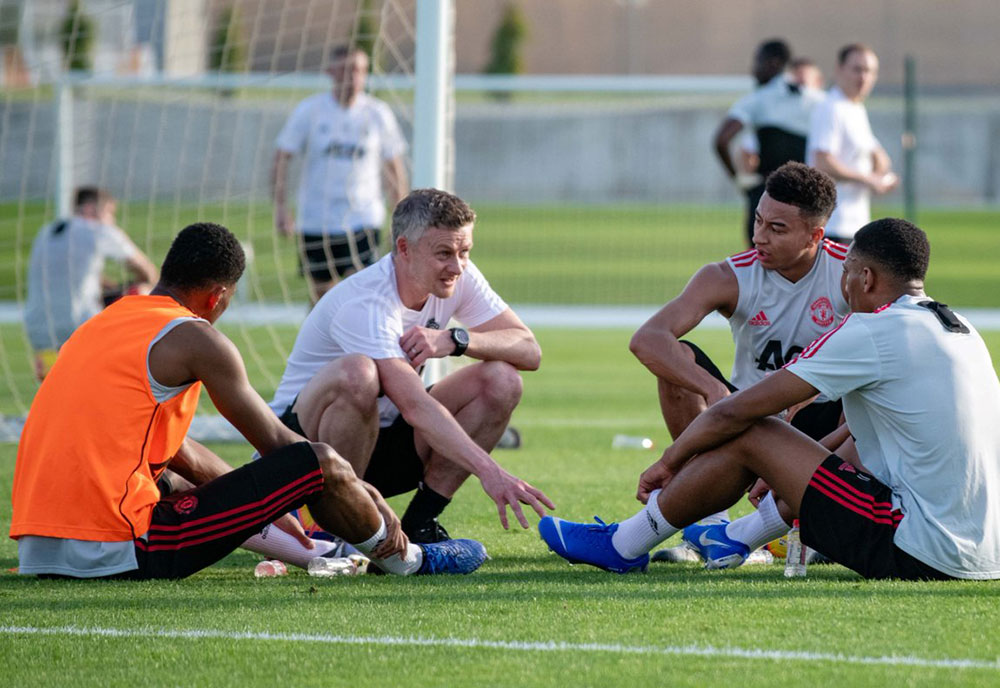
[271,189,554,545]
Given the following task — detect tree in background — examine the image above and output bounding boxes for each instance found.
[484,2,528,101]
[485,2,528,76]
[356,0,379,70]
[209,4,246,74]
[60,0,95,72]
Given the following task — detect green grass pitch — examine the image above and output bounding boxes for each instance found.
[1,327,1000,687]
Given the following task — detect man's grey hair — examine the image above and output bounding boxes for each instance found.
[391,189,476,253]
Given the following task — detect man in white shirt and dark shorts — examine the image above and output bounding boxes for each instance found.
[272,46,408,303]
[807,44,898,244]
[541,218,1000,581]
[270,188,554,546]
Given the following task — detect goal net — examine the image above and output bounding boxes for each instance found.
[0,0,749,438]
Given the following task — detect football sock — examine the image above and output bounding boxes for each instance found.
[611,489,679,559]
[400,482,451,533]
[351,517,423,575]
[725,492,789,551]
[241,524,338,569]
[699,509,731,525]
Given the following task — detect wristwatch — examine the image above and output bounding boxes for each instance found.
[448,327,469,356]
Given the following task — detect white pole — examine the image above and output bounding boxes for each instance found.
[55,80,74,217]
[412,0,453,191]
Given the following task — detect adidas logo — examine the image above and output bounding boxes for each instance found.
[749,310,771,326]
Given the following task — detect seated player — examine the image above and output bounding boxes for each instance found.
[541,219,1000,581]
[629,162,848,567]
[23,187,157,380]
[269,189,553,549]
[10,222,487,579]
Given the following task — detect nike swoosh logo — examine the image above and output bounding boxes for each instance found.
[553,519,570,552]
[699,531,731,548]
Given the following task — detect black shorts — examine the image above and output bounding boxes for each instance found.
[299,228,381,282]
[800,455,953,580]
[118,442,324,580]
[682,340,842,442]
[279,402,424,499]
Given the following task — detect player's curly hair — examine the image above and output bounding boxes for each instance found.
[765,162,838,225]
[160,222,245,289]
[852,218,929,283]
[391,189,477,253]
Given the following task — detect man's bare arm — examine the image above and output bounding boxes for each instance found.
[376,356,553,528]
[629,261,739,406]
[713,117,745,179]
[399,308,540,371]
[813,150,895,194]
[382,156,408,208]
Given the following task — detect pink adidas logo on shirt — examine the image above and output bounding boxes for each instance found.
[749,310,771,326]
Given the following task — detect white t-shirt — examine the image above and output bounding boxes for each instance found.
[726,241,849,396]
[275,92,407,235]
[24,216,137,350]
[271,254,508,426]
[728,75,824,138]
[787,294,1000,579]
[807,87,880,240]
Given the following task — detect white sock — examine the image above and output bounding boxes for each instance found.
[724,492,790,551]
[241,524,338,569]
[699,509,731,525]
[350,517,423,576]
[611,489,680,559]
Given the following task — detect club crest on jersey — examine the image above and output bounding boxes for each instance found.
[173,495,198,515]
[811,297,835,327]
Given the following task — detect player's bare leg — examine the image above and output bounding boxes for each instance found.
[293,354,380,475]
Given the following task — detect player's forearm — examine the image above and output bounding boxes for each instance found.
[665,397,759,469]
[271,152,291,205]
[465,328,541,371]
[397,398,498,478]
[872,147,892,175]
[812,150,870,185]
[169,438,234,486]
[630,329,722,401]
[383,158,408,206]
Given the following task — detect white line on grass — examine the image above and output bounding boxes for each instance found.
[2,625,998,672]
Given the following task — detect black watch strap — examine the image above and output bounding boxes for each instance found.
[449,327,469,356]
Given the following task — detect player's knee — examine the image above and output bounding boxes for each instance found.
[310,442,358,487]
[477,361,522,410]
[327,354,379,409]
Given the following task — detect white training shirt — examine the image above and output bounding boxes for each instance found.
[787,294,1000,579]
[728,74,824,139]
[275,92,407,234]
[270,254,507,427]
[806,87,880,240]
[726,240,850,396]
[24,216,137,350]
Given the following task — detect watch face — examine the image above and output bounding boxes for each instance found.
[454,328,469,346]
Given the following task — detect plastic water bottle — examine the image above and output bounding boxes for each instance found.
[254,560,288,578]
[783,520,807,578]
[307,556,360,577]
[611,434,654,450]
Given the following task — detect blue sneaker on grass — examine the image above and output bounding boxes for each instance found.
[681,522,749,569]
[538,516,648,574]
[416,538,488,575]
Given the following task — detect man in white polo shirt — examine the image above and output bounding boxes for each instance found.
[271,189,554,545]
[272,45,408,303]
[541,218,1000,580]
[807,44,898,244]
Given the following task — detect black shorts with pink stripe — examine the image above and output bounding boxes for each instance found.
[122,442,324,580]
[800,454,952,580]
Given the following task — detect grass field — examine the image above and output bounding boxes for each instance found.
[2,202,999,307]
[2,327,1000,687]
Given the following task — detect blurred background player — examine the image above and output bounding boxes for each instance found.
[629,162,848,566]
[739,58,825,179]
[23,186,157,380]
[714,40,825,246]
[272,45,409,304]
[807,43,898,244]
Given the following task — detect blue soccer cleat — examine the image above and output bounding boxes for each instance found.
[681,522,750,569]
[538,516,649,574]
[416,538,488,575]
